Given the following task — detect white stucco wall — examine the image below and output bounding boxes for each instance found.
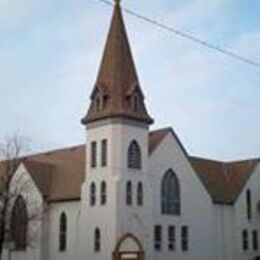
[232,163,260,260]
[2,164,44,260]
[2,128,259,260]
[47,201,81,260]
[80,120,152,260]
[149,132,217,260]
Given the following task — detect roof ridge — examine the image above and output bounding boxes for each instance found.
[226,158,260,164]
[189,156,224,164]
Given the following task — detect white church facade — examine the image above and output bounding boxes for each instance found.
[1,1,260,260]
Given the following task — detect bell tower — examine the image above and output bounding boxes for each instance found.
[80,1,153,259]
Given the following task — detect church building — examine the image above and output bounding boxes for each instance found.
[1,1,260,260]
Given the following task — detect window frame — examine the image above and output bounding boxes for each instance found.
[91,141,97,168]
[94,228,101,252]
[181,226,189,252]
[127,140,142,170]
[253,230,259,251]
[126,181,133,206]
[59,212,67,252]
[100,181,107,205]
[137,182,143,206]
[168,225,175,251]
[246,189,252,220]
[161,169,181,216]
[154,225,162,251]
[242,229,249,251]
[101,139,108,167]
[90,182,96,206]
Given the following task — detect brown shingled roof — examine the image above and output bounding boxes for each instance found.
[149,128,171,154]
[1,129,258,205]
[3,130,165,203]
[190,157,259,204]
[82,2,153,125]
[0,146,86,202]
[27,145,86,202]
[226,159,258,202]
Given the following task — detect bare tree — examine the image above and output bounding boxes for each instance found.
[0,133,31,257]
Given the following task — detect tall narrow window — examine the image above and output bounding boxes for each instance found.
[90,183,96,206]
[137,182,143,206]
[161,169,180,215]
[246,189,252,220]
[126,181,132,206]
[242,229,249,251]
[101,181,107,205]
[101,139,107,167]
[154,225,162,251]
[253,230,259,251]
[59,212,67,252]
[11,196,28,251]
[91,141,97,168]
[168,225,175,251]
[94,228,101,252]
[181,226,189,251]
[127,141,141,169]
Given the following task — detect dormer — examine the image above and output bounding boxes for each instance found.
[126,83,145,113]
[90,84,109,113]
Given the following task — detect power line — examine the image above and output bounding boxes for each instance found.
[97,0,260,69]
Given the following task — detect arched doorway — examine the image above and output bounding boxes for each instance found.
[113,233,144,260]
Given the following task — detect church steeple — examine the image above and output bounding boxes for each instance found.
[81,0,153,125]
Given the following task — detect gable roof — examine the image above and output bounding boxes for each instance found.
[190,157,259,204]
[0,128,258,205]
[27,145,85,202]
[0,146,86,202]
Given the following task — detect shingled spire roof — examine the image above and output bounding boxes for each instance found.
[81,1,153,125]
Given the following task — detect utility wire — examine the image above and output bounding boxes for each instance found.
[97,0,260,69]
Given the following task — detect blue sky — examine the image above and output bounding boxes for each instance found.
[0,0,260,160]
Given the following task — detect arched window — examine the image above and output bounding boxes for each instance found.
[11,196,28,251]
[137,182,143,206]
[161,169,180,215]
[246,189,252,220]
[90,182,96,206]
[126,181,132,206]
[101,181,107,205]
[127,141,141,169]
[59,212,67,251]
[94,228,101,252]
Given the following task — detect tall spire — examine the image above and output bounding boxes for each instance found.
[81,1,153,125]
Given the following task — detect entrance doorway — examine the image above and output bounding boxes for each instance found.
[113,234,144,260]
